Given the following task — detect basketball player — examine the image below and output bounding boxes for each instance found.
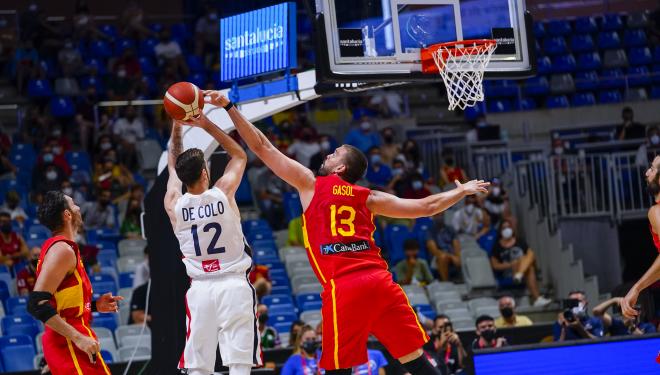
[164,116,261,375]
[621,155,660,318]
[28,191,121,375]
[206,91,488,375]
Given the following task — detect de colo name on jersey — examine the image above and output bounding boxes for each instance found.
[181,201,225,222]
[321,240,370,255]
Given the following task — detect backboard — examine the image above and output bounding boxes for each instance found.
[313,0,535,83]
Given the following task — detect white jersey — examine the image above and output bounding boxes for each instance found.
[174,187,252,279]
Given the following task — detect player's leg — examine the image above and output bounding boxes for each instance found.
[216,274,262,374]
[178,280,218,375]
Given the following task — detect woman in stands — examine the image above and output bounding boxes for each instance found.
[281,325,321,375]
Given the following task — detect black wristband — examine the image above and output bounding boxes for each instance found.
[91,300,98,312]
[223,101,234,111]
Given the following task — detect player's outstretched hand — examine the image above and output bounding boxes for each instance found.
[456,179,490,195]
[620,287,639,318]
[203,90,231,108]
[96,292,124,313]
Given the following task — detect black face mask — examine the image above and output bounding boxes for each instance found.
[31,259,39,269]
[383,135,393,143]
[258,313,269,325]
[0,223,11,234]
[301,340,319,355]
[500,307,514,319]
[480,329,496,342]
[99,200,110,207]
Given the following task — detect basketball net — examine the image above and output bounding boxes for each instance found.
[422,39,497,111]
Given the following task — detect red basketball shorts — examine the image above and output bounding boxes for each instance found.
[42,323,111,375]
[319,270,429,370]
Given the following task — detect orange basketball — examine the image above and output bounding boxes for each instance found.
[163,82,205,121]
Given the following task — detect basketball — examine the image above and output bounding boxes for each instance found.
[163,82,205,121]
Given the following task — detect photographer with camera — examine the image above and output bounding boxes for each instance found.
[592,297,656,336]
[553,291,604,341]
[471,315,508,350]
[424,315,467,374]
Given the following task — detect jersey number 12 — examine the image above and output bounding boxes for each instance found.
[191,223,226,256]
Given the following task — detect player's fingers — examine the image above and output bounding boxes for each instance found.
[114,296,125,301]
[87,352,95,364]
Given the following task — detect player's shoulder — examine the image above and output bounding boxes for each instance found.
[649,204,660,220]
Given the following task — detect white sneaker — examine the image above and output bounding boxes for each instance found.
[513,272,523,283]
[533,296,552,307]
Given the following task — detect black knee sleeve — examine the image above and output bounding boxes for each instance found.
[402,354,443,375]
[325,369,352,375]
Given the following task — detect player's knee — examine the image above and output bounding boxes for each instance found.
[398,348,423,363]
[228,364,252,375]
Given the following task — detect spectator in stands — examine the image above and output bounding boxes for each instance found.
[10,39,39,94]
[483,178,509,226]
[635,126,660,167]
[258,304,281,348]
[0,190,27,224]
[281,325,320,375]
[452,195,490,239]
[287,215,304,247]
[353,349,389,375]
[256,167,287,230]
[133,246,150,288]
[495,295,533,328]
[472,315,507,350]
[129,280,151,325]
[17,246,40,295]
[61,179,87,205]
[250,264,272,300]
[402,139,424,174]
[366,146,392,189]
[113,105,145,167]
[554,290,604,341]
[380,127,400,165]
[194,5,220,60]
[120,198,142,238]
[439,153,468,190]
[592,297,656,336]
[402,172,432,199]
[116,183,145,219]
[37,143,71,176]
[394,238,434,285]
[344,117,381,154]
[94,152,134,197]
[72,0,109,41]
[427,212,461,281]
[426,315,466,374]
[309,134,333,174]
[0,148,16,180]
[289,320,305,348]
[76,87,99,152]
[34,163,67,194]
[0,212,28,267]
[58,39,83,76]
[119,1,154,39]
[49,126,72,153]
[490,218,551,307]
[81,189,116,229]
[287,127,320,168]
[386,159,410,196]
[154,28,189,77]
[369,90,403,117]
[107,50,139,100]
[616,107,646,141]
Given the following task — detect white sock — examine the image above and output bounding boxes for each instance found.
[186,369,211,375]
[229,364,252,375]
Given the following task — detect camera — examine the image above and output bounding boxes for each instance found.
[443,323,453,334]
[562,299,581,323]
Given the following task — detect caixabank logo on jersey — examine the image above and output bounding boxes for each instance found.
[321,240,370,255]
[220,2,297,81]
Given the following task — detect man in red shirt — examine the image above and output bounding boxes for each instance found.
[0,212,28,266]
[17,246,41,295]
[208,91,488,375]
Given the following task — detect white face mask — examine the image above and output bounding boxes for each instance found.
[63,187,73,196]
[412,180,423,190]
[501,227,513,239]
[100,142,112,151]
[554,147,564,155]
[392,168,403,177]
[651,135,660,145]
[465,204,475,214]
[491,187,501,197]
[320,141,330,151]
[360,121,371,131]
[117,69,127,78]
[370,154,381,165]
[46,171,58,181]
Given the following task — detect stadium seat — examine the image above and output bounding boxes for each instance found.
[96,250,117,269]
[84,57,108,75]
[546,19,571,36]
[626,88,648,102]
[598,90,623,104]
[49,97,76,117]
[116,324,150,345]
[270,312,297,326]
[600,68,626,89]
[569,35,595,53]
[487,99,513,113]
[483,80,518,98]
[274,322,293,335]
[523,77,550,96]
[114,38,136,56]
[299,310,322,327]
[296,293,321,308]
[624,29,647,47]
[384,225,411,264]
[262,294,294,307]
[598,31,622,49]
[283,192,303,222]
[627,12,649,29]
[138,38,158,57]
[545,95,569,109]
[552,54,577,73]
[575,71,599,91]
[187,73,206,88]
[550,74,575,95]
[462,257,497,290]
[602,49,628,69]
[443,308,472,322]
[27,225,50,240]
[5,297,28,316]
[571,92,596,107]
[121,334,151,349]
[186,55,205,73]
[650,86,660,99]
[79,75,105,94]
[628,47,653,66]
[543,36,568,55]
[463,102,485,121]
[653,46,660,63]
[601,13,624,31]
[576,52,602,71]
[235,175,253,205]
[536,56,552,75]
[101,349,114,364]
[92,312,118,332]
[27,79,53,98]
[138,57,157,75]
[170,23,191,41]
[89,39,113,59]
[99,24,118,39]
[118,239,147,257]
[119,272,135,289]
[300,300,323,312]
[532,22,545,38]
[628,66,651,87]
[119,346,150,361]
[514,98,537,111]
[1,315,40,338]
[0,335,35,372]
[575,16,598,33]
[653,65,660,84]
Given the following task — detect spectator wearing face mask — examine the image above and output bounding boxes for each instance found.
[17,246,40,295]
[495,296,533,328]
[402,140,424,174]
[472,315,507,350]
[427,212,461,281]
[616,107,646,141]
[483,179,509,226]
[309,134,333,174]
[281,325,321,375]
[36,144,71,176]
[394,239,434,285]
[48,127,72,154]
[636,126,660,167]
[425,315,466,375]
[403,173,432,199]
[439,154,468,190]
[81,189,116,229]
[366,146,392,189]
[0,212,29,267]
[94,152,134,197]
[257,304,281,349]
[0,190,27,225]
[61,179,87,205]
[287,128,321,168]
[154,27,189,75]
[113,105,145,167]
[380,127,400,165]
[344,117,381,154]
[452,195,490,239]
[120,198,142,238]
[386,159,410,196]
[34,163,66,194]
[490,219,551,307]
[554,291,604,341]
[592,297,656,336]
[289,320,305,348]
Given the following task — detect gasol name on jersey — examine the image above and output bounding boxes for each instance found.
[181,201,226,222]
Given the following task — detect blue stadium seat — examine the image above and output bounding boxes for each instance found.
[628,66,651,87]
[569,34,595,53]
[91,312,117,332]
[274,321,293,335]
[79,75,106,94]
[653,65,660,84]
[575,71,599,91]
[149,23,164,34]
[483,80,518,98]
[186,55,205,73]
[1,315,40,338]
[283,192,303,222]
[50,97,75,117]
[138,57,157,75]
[552,54,577,73]
[27,225,50,240]
[601,13,624,31]
[599,90,623,104]
[27,79,53,98]
[532,22,545,38]
[385,225,411,265]
[463,102,485,121]
[628,47,653,66]
[242,219,271,235]
[235,175,253,205]
[271,285,292,296]
[138,38,158,57]
[90,274,118,296]
[523,77,550,96]
[170,23,191,41]
[0,279,9,306]
[300,300,322,312]
[271,312,297,325]
[600,68,626,89]
[262,294,294,307]
[269,304,296,315]
[87,228,121,242]
[140,75,157,94]
[536,56,552,75]
[84,57,108,75]
[270,276,290,290]
[89,39,113,59]
[65,151,92,173]
[5,297,28,316]
[576,52,602,71]
[571,92,596,107]
[296,293,321,308]
[543,36,568,55]
[187,73,206,88]
[114,38,136,56]
[598,31,622,49]
[0,335,35,372]
[99,24,118,39]
[487,99,513,113]
[651,86,660,99]
[545,95,569,109]
[39,59,59,79]
[119,272,135,289]
[514,98,537,111]
[546,19,572,36]
[624,29,647,47]
[654,46,660,63]
[415,304,435,320]
[101,349,114,364]
[575,17,598,34]
[97,249,118,268]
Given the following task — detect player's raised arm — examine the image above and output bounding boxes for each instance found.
[367,179,489,218]
[164,120,184,225]
[186,113,247,197]
[203,90,315,194]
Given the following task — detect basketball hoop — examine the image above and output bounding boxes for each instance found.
[421,39,497,111]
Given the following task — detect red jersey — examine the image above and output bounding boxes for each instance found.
[0,232,22,258]
[302,174,388,284]
[16,267,36,294]
[651,224,660,253]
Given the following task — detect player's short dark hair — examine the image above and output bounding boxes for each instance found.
[340,145,367,184]
[475,315,494,327]
[38,191,69,231]
[175,148,206,187]
[403,238,419,251]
